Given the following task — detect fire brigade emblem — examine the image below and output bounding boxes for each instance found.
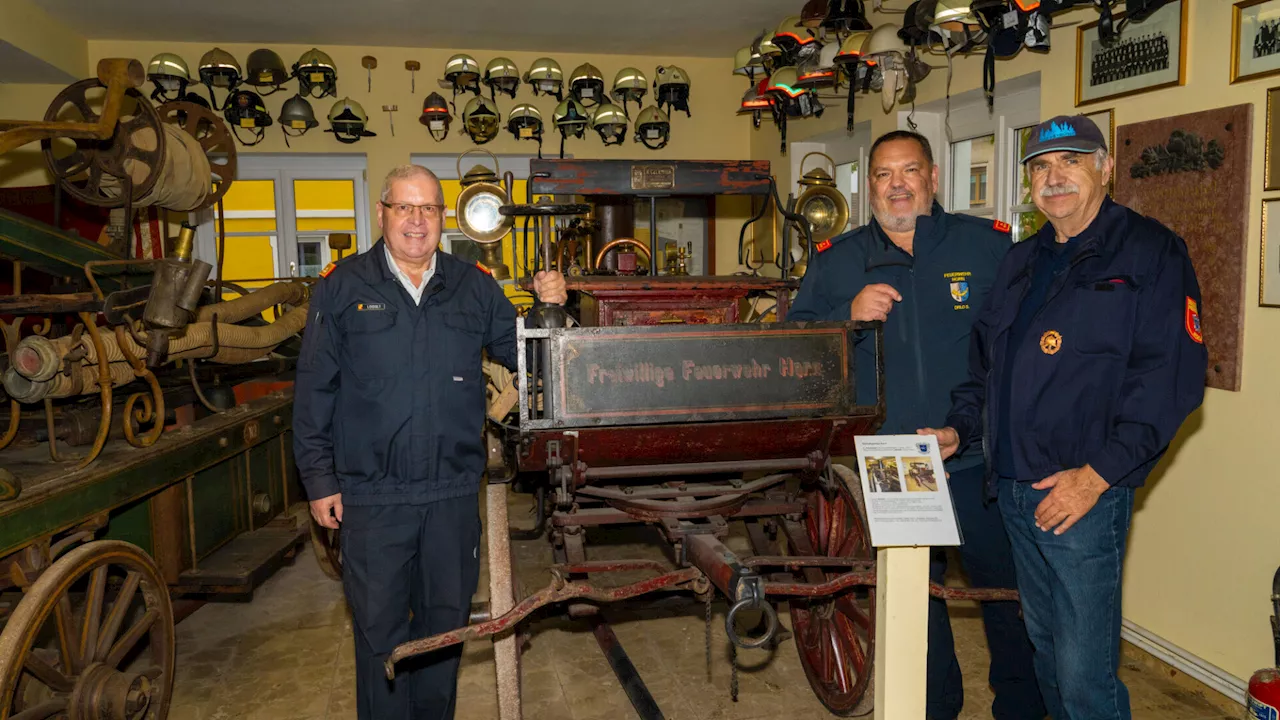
[1040,330,1063,355]
[950,281,969,303]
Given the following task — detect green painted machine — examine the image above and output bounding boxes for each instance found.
[0,60,307,719]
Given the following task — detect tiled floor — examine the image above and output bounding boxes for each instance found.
[167,498,1240,720]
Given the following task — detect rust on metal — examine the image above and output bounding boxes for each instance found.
[386,567,703,675]
[550,499,805,528]
[0,59,145,155]
[529,159,772,196]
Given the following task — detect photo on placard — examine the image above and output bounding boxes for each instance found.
[1260,199,1280,306]
[863,456,902,493]
[1234,0,1280,83]
[1076,0,1187,106]
[902,457,939,492]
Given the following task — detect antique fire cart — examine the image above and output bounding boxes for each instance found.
[381,159,1016,718]
[0,60,310,719]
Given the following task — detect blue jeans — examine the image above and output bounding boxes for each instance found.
[997,476,1135,720]
[927,465,1045,720]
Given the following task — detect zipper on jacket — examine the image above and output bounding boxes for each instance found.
[908,266,927,418]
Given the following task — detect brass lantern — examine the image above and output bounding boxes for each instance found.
[793,151,849,277]
[454,149,513,279]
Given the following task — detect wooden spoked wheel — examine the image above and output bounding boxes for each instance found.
[310,519,342,581]
[40,79,165,207]
[0,540,174,720]
[783,466,875,716]
[156,101,237,211]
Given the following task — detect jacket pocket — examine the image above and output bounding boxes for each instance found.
[441,311,485,379]
[1070,279,1137,356]
[342,308,400,380]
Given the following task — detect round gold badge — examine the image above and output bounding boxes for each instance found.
[1040,330,1063,355]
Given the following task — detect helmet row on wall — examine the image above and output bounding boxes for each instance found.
[440,56,691,118]
[148,48,338,112]
[219,90,374,147]
[423,92,672,157]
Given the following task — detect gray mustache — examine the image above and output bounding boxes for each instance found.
[1040,184,1079,197]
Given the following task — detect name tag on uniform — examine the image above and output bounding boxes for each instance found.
[356,302,386,311]
[453,376,464,382]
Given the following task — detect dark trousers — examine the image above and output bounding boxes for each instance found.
[927,465,1046,720]
[341,496,482,720]
[998,476,1135,720]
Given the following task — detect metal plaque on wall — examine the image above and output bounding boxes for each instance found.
[1114,104,1251,391]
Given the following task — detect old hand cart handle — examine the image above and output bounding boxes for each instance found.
[724,594,779,650]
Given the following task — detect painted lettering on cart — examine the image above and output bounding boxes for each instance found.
[586,357,826,388]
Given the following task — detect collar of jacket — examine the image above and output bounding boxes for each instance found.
[865,201,948,271]
[1010,195,1123,285]
[355,238,450,296]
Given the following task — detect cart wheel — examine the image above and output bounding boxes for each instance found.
[0,540,175,719]
[784,465,875,716]
[310,518,342,581]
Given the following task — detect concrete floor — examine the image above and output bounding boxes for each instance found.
[166,497,1241,720]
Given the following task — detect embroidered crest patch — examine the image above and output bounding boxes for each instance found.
[1040,330,1063,355]
[1185,297,1203,344]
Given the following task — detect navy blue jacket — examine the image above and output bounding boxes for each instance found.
[944,197,1207,496]
[789,202,1011,470]
[293,240,518,506]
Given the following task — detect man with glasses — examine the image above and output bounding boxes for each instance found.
[294,164,566,720]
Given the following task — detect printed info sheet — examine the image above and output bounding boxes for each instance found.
[853,434,961,547]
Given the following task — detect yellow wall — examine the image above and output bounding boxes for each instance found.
[773,3,1279,684]
[0,0,87,80]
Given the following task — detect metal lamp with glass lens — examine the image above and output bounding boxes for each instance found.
[454,149,513,279]
[792,152,849,277]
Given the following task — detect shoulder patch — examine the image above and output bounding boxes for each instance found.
[319,262,337,278]
[475,262,493,276]
[993,220,1012,234]
[815,239,833,253]
[1185,297,1203,344]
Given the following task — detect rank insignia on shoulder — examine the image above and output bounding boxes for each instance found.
[319,262,337,278]
[993,220,1012,234]
[1185,297,1203,344]
[475,262,493,276]
[815,239,833,253]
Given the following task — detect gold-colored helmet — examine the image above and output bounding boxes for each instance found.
[653,65,691,117]
[462,95,501,145]
[611,67,648,115]
[569,62,606,107]
[634,106,670,150]
[484,57,521,100]
[524,57,564,99]
[443,53,482,97]
[591,102,629,145]
[294,48,338,98]
[147,53,190,103]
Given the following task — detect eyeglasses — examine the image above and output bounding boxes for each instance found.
[381,201,445,219]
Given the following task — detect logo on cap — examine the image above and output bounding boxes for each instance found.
[1039,120,1077,142]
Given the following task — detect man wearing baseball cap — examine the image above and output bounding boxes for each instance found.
[920,114,1206,719]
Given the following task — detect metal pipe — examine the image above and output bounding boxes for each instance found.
[648,196,658,276]
[590,616,665,720]
[583,457,811,480]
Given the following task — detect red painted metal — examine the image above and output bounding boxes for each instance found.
[548,499,805,528]
[519,417,879,471]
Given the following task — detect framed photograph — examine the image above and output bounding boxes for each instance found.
[1233,0,1280,83]
[1084,107,1116,192]
[1076,0,1187,106]
[1262,199,1280,306]
[1267,87,1280,190]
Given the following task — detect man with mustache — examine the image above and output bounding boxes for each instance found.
[791,131,1044,720]
[922,115,1206,719]
[294,164,567,720]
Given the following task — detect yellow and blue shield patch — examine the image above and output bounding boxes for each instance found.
[949,281,969,303]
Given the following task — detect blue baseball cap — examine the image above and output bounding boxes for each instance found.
[1021,114,1108,164]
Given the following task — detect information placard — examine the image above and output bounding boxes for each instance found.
[854,434,961,547]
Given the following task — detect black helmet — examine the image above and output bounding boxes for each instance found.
[224,90,272,146]
[419,92,452,141]
[294,48,338,98]
[198,47,242,109]
[279,94,318,146]
[245,49,290,95]
[326,98,377,143]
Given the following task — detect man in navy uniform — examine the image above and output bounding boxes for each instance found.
[294,164,566,720]
[922,115,1206,719]
[790,131,1044,720]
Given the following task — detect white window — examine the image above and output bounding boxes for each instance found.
[901,73,1041,240]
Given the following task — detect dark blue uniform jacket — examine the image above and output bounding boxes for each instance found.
[293,240,518,506]
[789,202,1011,471]
[944,197,1207,496]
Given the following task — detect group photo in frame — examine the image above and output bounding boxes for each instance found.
[1076,0,1187,106]
[1233,0,1280,84]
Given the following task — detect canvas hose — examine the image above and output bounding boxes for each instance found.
[98,124,213,211]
